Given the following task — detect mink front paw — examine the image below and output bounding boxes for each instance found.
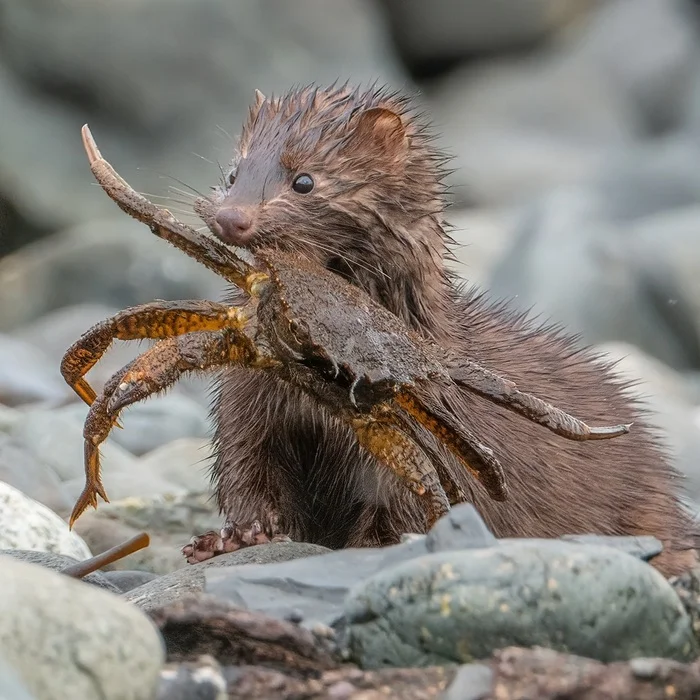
[182,519,291,564]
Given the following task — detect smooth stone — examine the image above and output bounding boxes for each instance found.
[441,663,494,700]
[0,480,91,559]
[156,657,227,700]
[0,432,73,513]
[424,503,498,553]
[0,549,120,593]
[0,657,36,700]
[10,407,139,482]
[345,541,699,668]
[0,334,71,406]
[126,542,331,613]
[138,438,213,492]
[102,570,160,593]
[557,534,664,561]
[0,556,165,700]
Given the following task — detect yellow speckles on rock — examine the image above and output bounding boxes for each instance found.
[547,577,559,591]
[665,684,676,697]
[438,562,457,581]
[388,586,399,599]
[499,602,509,614]
[456,639,471,662]
[440,594,452,617]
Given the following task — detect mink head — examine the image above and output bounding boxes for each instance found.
[198,83,454,332]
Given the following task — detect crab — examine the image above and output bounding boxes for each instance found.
[60,125,631,533]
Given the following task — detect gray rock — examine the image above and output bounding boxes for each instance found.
[0,555,165,700]
[102,570,160,593]
[0,658,36,700]
[488,188,700,372]
[157,657,227,700]
[0,0,404,253]
[0,218,226,332]
[557,534,664,561]
[0,549,120,593]
[138,438,213,490]
[561,0,699,133]
[424,503,498,553]
[0,480,91,559]
[0,432,73,514]
[428,52,638,208]
[441,663,494,700]
[380,0,592,62]
[73,492,223,576]
[0,334,70,406]
[345,541,699,668]
[10,406,140,483]
[126,542,331,613]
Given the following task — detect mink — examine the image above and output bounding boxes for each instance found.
[188,83,698,577]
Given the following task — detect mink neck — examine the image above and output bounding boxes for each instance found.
[327,219,456,343]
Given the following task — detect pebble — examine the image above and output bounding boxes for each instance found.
[0,480,91,559]
[345,541,699,668]
[0,555,165,700]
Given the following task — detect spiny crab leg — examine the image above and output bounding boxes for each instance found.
[60,299,252,407]
[81,125,267,296]
[69,327,267,527]
[449,360,631,441]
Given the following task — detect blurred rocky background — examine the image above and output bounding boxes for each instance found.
[1,0,700,562]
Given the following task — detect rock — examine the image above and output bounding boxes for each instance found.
[157,656,227,700]
[126,542,331,613]
[428,54,638,208]
[0,658,36,700]
[0,480,91,559]
[73,492,223,575]
[0,0,404,255]
[0,555,164,700]
[560,0,699,133]
[222,664,456,700]
[10,406,139,483]
[138,438,213,488]
[380,0,594,67]
[488,189,700,372]
[669,566,700,643]
[0,218,226,332]
[345,541,698,668]
[102,569,160,593]
[148,594,338,670]
[424,503,498,553]
[0,432,74,513]
[557,534,664,562]
[483,646,700,700]
[0,549,120,593]
[441,663,494,700]
[0,334,70,406]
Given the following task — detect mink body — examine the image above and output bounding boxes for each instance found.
[201,84,698,576]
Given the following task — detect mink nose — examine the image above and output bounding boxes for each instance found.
[214,206,254,245]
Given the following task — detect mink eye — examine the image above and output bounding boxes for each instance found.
[227,171,236,186]
[292,174,314,194]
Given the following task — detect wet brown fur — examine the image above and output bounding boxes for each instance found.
[206,83,698,576]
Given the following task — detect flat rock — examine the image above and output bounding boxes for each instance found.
[102,570,160,593]
[126,542,331,613]
[345,540,698,668]
[0,556,164,700]
[0,549,120,593]
[0,480,90,559]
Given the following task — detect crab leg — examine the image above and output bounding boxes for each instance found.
[449,360,631,441]
[351,416,450,527]
[61,299,252,406]
[70,329,271,527]
[395,389,508,502]
[81,125,268,295]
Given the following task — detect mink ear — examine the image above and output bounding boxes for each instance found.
[346,107,407,159]
[250,89,266,121]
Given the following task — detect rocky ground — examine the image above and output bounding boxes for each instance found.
[3,0,700,698]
